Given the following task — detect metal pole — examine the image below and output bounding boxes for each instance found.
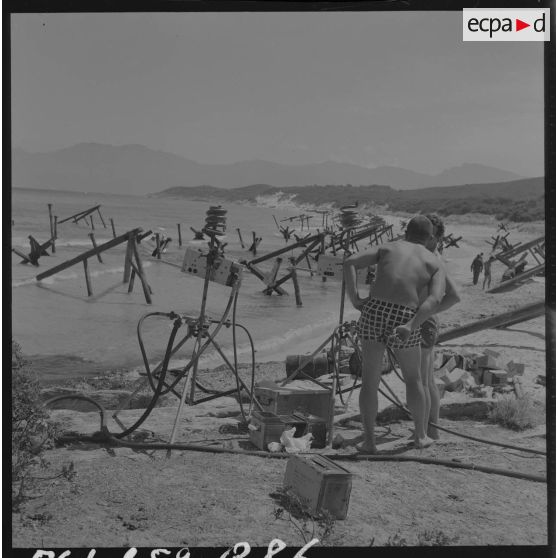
[168,234,216,447]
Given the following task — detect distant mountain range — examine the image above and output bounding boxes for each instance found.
[12,143,526,195]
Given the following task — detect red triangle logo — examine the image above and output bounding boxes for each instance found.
[516,19,530,31]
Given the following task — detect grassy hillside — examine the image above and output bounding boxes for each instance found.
[156,177,545,222]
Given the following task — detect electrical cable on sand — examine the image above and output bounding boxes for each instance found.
[44,394,547,484]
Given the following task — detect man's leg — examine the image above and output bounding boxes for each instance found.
[394,346,432,447]
[424,347,441,439]
[358,338,386,453]
[420,347,432,440]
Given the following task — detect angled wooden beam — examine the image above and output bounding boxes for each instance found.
[58,205,102,225]
[88,233,103,263]
[36,228,142,281]
[12,248,36,266]
[494,236,545,261]
[263,257,283,295]
[245,262,288,295]
[487,263,545,293]
[438,301,545,343]
[97,207,107,228]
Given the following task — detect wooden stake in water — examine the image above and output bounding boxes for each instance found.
[177,224,182,247]
[83,259,93,296]
[289,257,303,307]
[155,233,161,259]
[88,233,103,263]
[52,216,58,253]
[47,204,54,250]
[90,215,95,230]
[110,218,117,238]
[123,236,133,284]
[97,207,107,228]
[236,228,245,249]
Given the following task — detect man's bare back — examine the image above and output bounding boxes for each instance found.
[368,240,443,309]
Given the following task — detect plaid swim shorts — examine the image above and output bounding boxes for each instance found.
[357,297,422,348]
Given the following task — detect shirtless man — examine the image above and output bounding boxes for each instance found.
[344,215,445,452]
[420,214,461,440]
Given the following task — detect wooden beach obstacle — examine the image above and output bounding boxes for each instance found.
[239,206,394,304]
[248,232,263,256]
[35,228,152,303]
[12,235,55,266]
[241,232,325,299]
[57,204,107,229]
[441,233,463,250]
[487,235,545,294]
[190,227,205,241]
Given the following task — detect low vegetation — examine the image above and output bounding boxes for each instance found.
[12,341,75,510]
[271,486,344,546]
[488,395,542,431]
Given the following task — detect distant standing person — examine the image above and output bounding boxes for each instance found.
[420,214,461,440]
[471,253,484,285]
[482,258,492,290]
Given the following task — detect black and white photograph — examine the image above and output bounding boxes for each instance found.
[9,3,553,553]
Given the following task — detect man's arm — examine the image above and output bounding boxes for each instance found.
[406,265,446,329]
[436,274,460,313]
[394,265,445,342]
[343,248,381,310]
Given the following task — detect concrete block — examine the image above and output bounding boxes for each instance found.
[461,371,478,389]
[475,349,502,370]
[437,356,457,375]
[506,361,525,377]
[441,367,468,392]
[482,369,509,386]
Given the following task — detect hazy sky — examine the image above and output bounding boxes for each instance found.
[11,11,545,176]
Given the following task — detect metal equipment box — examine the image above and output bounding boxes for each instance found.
[290,411,327,449]
[284,455,353,519]
[181,247,242,286]
[248,411,289,450]
[255,382,331,422]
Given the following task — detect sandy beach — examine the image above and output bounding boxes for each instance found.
[11,206,549,548]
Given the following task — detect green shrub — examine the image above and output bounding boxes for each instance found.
[12,340,57,509]
[488,395,541,431]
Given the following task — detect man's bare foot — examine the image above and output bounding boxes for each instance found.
[355,441,377,454]
[415,436,435,449]
[427,426,440,440]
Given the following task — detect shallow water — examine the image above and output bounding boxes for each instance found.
[12,188,362,379]
[12,187,544,382]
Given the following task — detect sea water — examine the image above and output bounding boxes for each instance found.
[12,187,385,381]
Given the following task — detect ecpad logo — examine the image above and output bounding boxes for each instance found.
[463,9,550,41]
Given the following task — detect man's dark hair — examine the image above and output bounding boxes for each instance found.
[405,215,433,243]
[425,213,445,239]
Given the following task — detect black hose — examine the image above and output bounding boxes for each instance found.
[43,393,546,483]
[139,283,239,398]
[231,288,257,422]
[114,317,182,438]
[43,395,108,431]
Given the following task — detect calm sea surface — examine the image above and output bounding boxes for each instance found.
[12,187,394,380]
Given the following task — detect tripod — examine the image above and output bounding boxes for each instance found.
[112,207,260,444]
